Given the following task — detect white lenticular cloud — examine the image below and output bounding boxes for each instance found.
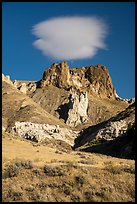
[32,16,108,60]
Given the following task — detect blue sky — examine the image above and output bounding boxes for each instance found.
[2,2,135,99]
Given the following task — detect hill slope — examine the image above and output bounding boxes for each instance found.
[74,103,135,159]
[2,132,135,202]
[2,80,67,130]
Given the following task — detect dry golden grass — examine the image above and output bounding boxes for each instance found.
[2,134,135,202]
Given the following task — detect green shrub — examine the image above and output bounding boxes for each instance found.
[78,159,96,165]
[71,194,80,202]
[106,164,135,175]
[30,193,44,202]
[36,182,47,189]
[33,169,41,176]
[122,165,135,174]
[3,160,33,179]
[25,186,35,192]
[107,165,122,174]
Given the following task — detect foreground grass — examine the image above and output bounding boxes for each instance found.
[2,159,135,202]
[2,136,135,202]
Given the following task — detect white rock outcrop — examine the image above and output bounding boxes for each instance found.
[96,120,128,140]
[115,92,135,105]
[2,74,13,85]
[13,81,36,94]
[18,83,27,94]
[10,121,78,146]
[66,91,88,127]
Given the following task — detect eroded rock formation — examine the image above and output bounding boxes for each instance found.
[2,74,13,85]
[66,90,88,127]
[2,61,132,129]
[13,80,36,94]
[38,61,71,89]
[2,74,36,95]
[37,62,118,99]
[10,121,78,146]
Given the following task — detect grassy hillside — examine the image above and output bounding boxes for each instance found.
[2,132,135,202]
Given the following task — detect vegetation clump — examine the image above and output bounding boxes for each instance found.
[75,175,86,186]
[15,160,33,169]
[43,165,65,176]
[3,164,20,178]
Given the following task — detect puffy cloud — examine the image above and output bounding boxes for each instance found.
[32,16,108,60]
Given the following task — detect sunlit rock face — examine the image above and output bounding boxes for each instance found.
[38,61,71,89]
[37,62,118,99]
[2,74,13,85]
[10,121,78,146]
[66,91,88,127]
[35,61,125,127]
[13,80,36,94]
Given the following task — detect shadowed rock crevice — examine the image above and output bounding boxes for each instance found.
[56,100,73,122]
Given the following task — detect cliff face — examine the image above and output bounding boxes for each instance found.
[3,62,129,129]
[40,62,71,90]
[29,62,130,128]
[37,62,117,99]
[2,73,36,95]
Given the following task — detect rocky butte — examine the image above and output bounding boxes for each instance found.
[37,61,117,99]
[31,61,131,128]
[3,61,133,130]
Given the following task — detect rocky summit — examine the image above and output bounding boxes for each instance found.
[37,61,117,99]
[2,61,135,202]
